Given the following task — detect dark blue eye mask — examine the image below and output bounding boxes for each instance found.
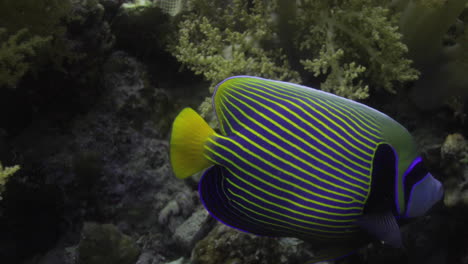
[402,158,443,218]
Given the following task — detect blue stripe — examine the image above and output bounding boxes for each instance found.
[223,92,371,173]
[225,179,360,232]
[245,80,382,144]
[209,137,363,203]
[249,80,382,141]
[232,84,375,156]
[229,128,370,193]
[224,165,364,218]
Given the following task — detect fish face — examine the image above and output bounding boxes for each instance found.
[405,171,444,218]
[399,157,444,218]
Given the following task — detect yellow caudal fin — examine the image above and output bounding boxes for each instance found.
[170,107,215,179]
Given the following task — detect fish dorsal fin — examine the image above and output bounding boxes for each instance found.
[356,210,402,248]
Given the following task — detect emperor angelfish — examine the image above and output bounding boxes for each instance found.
[170,76,443,257]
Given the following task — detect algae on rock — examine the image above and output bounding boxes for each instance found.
[0,162,19,200]
[78,222,140,264]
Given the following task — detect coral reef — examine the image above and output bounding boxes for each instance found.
[2,1,468,264]
[2,50,189,263]
[398,0,468,109]
[78,222,140,264]
[0,0,72,88]
[171,0,419,100]
[191,224,315,264]
[296,0,418,99]
[113,1,172,59]
[173,207,213,251]
[171,0,301,93]
[441,133,468,207]
[0,162,19,200]
[0,29,50,88]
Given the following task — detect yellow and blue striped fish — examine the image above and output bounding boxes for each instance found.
[170,76,443,257]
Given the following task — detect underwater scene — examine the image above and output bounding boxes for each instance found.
[0,0,468,263]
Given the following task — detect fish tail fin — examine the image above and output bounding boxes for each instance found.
[170,107,215,179]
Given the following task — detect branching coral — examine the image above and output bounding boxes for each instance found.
[397,0,468,109]
[0,29,50,88]
[0,162,20,200]
[0,0,72,88]
[295,0,419,99]
[397,0,467,71]
[171,0,418,101]
[171,0,301,93]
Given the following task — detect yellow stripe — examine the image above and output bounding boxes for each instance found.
[219,178,357,240]
[224,169,361,221]
[248,79,381,136]
[215,98,366,196]
[207,139,361,204]
[216,102,229,135]
[303,96,380,142]
[221,105,368,191]
[228,197,354,239]
[216,166,310,236]
[242,81,379,145]
[233,132,368,194]
[205,144,364,211]
[218,130,367,198]
[226,185,358,233]
[311,96,381,138]
[327,97,381,131]
[233,83,375,157]
[227,88,373,164]
[273,80,383,130]
[223,92,371,170]
[220,96,371,179]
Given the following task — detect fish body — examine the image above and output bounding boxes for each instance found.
[170,76,443,252]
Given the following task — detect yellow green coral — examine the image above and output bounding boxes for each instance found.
[0,28,50,88]
[171,0,419,100]
[0,162,20,200]
[0,0,72,88]
[296,0,419,99]
[171,0,301,93]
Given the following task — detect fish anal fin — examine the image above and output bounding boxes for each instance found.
[356,210,403,248]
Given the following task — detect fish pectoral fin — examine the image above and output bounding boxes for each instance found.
[355,210,403,248]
